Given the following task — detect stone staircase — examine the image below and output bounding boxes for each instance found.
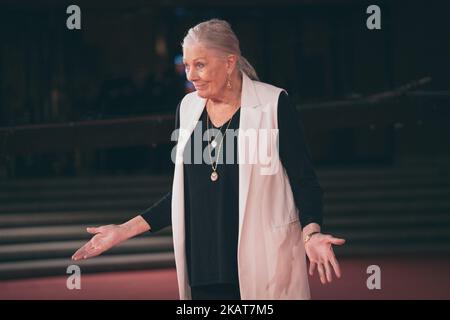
[1,165,449,280]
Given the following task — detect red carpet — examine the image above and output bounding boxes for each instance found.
[1,255,449,300]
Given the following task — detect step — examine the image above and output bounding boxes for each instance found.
[0,187,169,202]
[1,207,447,229]
[322,178,450,190]
[0,237,173,262]
[324,200,450,215]
[2,192,449,215]
[0,166,448,190]
[324,188,450,202]
[0,225,172,244]
[334,241,450,256]
[1,220,448,246]
[0,252,175,280]
[0,175,172,189]
[323,212,450,228]
[2,186,449,205]
[0,199,163,214]
[322,226,450,241]
[0,211,134,228]
[316,166,450,178]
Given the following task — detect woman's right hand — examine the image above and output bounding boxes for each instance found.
[71,224,125,261]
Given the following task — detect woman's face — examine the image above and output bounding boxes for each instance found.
[183,44,230,99]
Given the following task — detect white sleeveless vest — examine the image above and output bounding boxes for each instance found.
[171,72,310,300]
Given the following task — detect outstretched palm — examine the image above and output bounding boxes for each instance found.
[72,225,123,261]
[305,233,345,284]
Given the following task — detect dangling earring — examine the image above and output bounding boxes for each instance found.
[227,74,232,89]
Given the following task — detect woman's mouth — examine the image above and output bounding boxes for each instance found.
[194,83,206,90]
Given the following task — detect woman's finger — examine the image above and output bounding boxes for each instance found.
[329,237,346,246]
[72,242,90,260]
[82,247,101,259]
[72,241,98,260]
[324,260,333,283]
[317,263,326,284]
[309,261,317,276]
[86,227,100,234]
[72,241,91,259]
[329,254,342,278]
[71,250,82,261]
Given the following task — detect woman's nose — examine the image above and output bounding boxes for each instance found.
[186,68,198,82]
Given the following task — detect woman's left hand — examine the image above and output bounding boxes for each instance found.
[304,233,346,284]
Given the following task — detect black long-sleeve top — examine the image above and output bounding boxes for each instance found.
[140,91,324,286]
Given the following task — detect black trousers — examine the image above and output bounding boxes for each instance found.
[191,283,241,300]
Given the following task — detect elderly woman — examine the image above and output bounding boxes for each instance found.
[72,19,345,300]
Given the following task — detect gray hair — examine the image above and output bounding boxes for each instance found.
[181,18,259,81]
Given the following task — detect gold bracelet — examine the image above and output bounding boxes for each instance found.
[304,231,320,244]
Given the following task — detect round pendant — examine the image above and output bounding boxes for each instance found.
[211,171,219,181]
[211,140,217,148]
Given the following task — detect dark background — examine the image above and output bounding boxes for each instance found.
[1,0,449,177]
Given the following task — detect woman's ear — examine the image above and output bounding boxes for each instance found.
[226,54,238,74]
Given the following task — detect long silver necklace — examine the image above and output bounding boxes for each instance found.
[206,105,236,182]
